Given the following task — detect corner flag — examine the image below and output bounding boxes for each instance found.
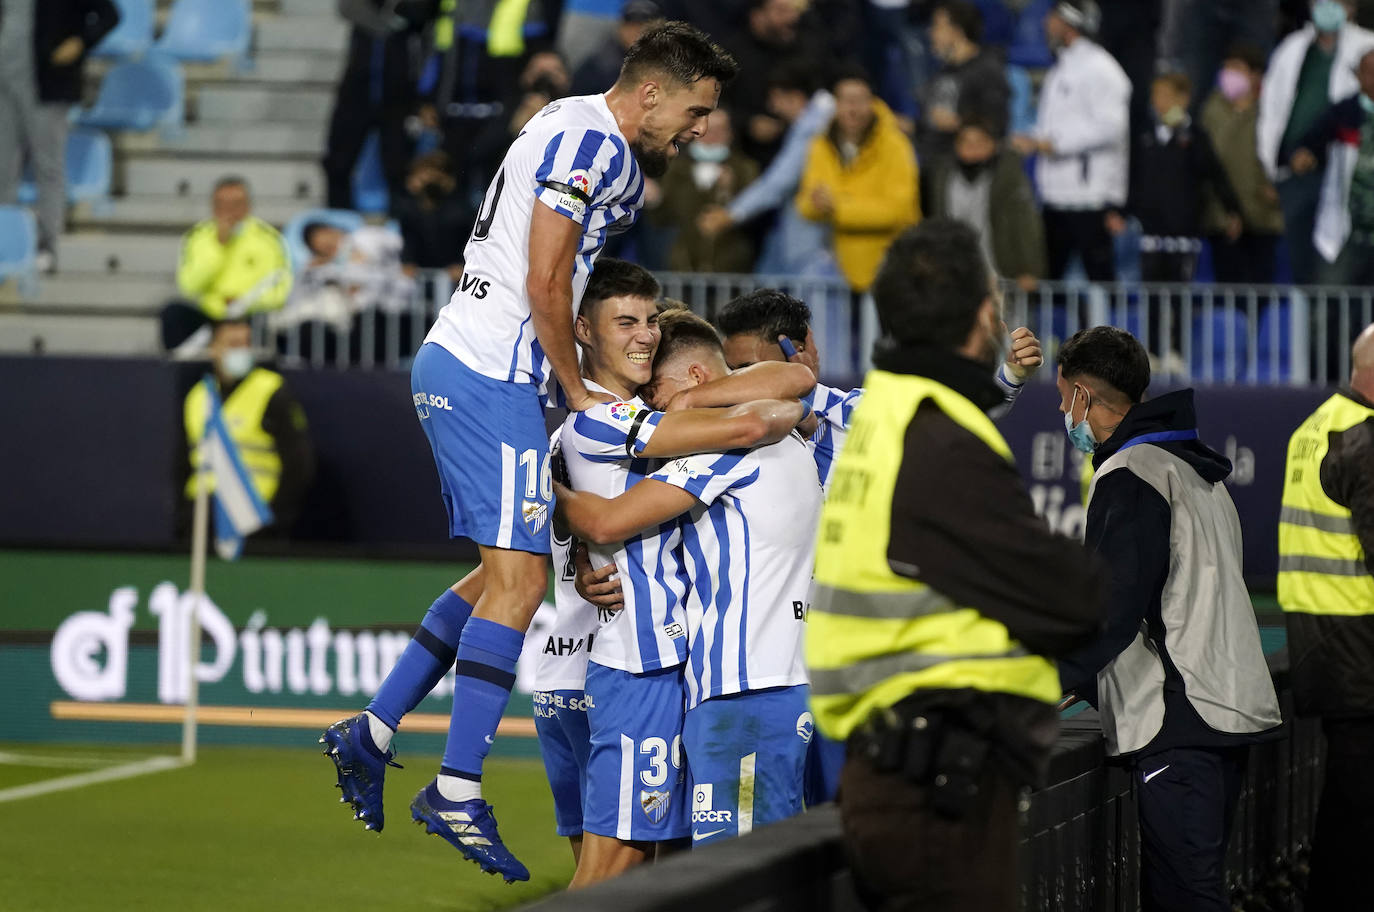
[199,377,274,560]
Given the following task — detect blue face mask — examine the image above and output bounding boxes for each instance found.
[1064,386,1098,453]
[1313,0,1347,33]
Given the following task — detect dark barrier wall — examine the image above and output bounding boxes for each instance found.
[0,357,1331,580]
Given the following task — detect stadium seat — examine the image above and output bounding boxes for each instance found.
[1007,0,1054,68]
[0,207,40,298]
[352,133,390,215]
[91,0,154,59]
[1256,301,1293,382]
[18,129,114,208]
[75,54,184,133]
[154,0,251,66]
[283,208,365,273]
[1190,308,1249,381]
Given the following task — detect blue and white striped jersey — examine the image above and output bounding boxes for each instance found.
[651,434,822,709]
[425,94,645,400]
[805,383,864,495]
[560,384,691,675]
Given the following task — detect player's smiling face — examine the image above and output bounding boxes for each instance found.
[633,77,722,178]
[576,295,661,396]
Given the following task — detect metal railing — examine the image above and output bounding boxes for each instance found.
[256,272,1374,387]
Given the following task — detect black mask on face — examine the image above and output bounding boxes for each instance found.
[956,158,992,182]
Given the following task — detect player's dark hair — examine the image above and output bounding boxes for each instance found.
[716,289,811,343]
[829,60,872,93]
[302,222,335,255]
[934,0,984,44]
[871,218,991,349]
[1153,69,1192,99]
[653,307,724,370]
[618,21,738,89]
[581,258,662,317]
[1058,326,1151,404]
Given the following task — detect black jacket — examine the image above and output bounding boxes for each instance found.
[1059,390,1282,754]
[1127,120,1242,238]
[28,0,120,104]
[876,342,1107,783]
[1286,388,1374,719]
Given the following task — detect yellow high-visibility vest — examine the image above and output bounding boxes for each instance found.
[1278,392,1374,617]
[806,370,1061,740]
[184,369,285,505]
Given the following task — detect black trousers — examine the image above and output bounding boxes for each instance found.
[1307,718,1374,911]
[322,64,414,211]
[839,754,1020,912]
[1134,746,1247,912]
[1044,206,1116,282]
[1208,232,1279,285]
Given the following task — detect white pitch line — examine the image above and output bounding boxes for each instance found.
[0,750,148,770]
[0,755,185,804]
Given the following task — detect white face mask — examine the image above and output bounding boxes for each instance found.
[220,347,254,380]
[689,142,731,163]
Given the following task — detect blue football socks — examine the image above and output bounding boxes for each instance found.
[437,617,524,800]
[366,588,474,742]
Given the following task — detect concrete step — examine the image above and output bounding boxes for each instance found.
[247,52,345,84]
[115,122,325,159]
[196,83,335,124]
[73,195,317,232]
[0,314,160,356]
[255,17,349,54]
[56,233,183,276]
[0,274,174,312]
[123,156,322,199]
[279,0,338,16]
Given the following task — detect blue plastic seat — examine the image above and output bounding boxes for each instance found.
[20,129,113,206]
[1255,301,1292,383]
[75,54,184,132]
[92,0,154,59]
[1190,308,1249,381]
[283,208,365,273]
[352,133,390,215]
[154,0,251,65]
[0,207,39,298]
[1007,0,1054,69]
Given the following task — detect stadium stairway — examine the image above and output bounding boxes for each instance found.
[0,0,343,356]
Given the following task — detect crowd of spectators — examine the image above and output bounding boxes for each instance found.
[304,0,1374,297]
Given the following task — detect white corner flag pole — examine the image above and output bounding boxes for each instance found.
[183,448,210,765]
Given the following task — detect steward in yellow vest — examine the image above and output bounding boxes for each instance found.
[182,320,315,537]
[1278,322,1374,910]
[806,219,1104,912]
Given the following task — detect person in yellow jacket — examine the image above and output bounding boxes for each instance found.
[182,319,315,539]
[162,176,292,350]
[806,218,1104,912]
[795,67,920,294]
[1279,321,1374,910]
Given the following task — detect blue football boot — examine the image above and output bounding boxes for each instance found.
[319,713,401,831]
[410,780,530,883]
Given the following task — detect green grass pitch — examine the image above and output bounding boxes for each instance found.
[0,744,574,911]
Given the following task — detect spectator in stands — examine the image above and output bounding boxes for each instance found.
[1279,321,1374,912]
[696,60,839,277]
[919,1,1010,170]
[468,56,568,202]
[431,0,560,196]
[557,0,623,72]
[162,177,292,352]
[926,119,1046,290]
[651,109,759,272]
[0,0,120,272]
[1200,44,1284,284]
[724,0,822,167]
[796,66,920,295]
[1157,0,1279,120]
[570,1,663,97]
[1096,0,1163,139]
[322,0,435,211]
[1290,49,1374,284]
[1259,0,1374,284]
[1056,326,1283,912]
[394,151,471,280]
[1012,0,1131,282]
[1120,71,1243,284]
[182,318,315,539]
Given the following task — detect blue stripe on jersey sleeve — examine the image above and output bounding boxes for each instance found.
[706,501,733,700]
[596,136,626,203]
[570,410,632,455]
[534,132,565,184]
[629,410,664,455]
[569,130,608,191]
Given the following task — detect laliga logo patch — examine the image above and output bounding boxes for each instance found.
[608,401,639,423]
[796,711,815,744]
[523,499,549,534]
[641,788,671,824]
[568,170,592,197]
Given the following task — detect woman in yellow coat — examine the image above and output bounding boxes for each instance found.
[796,69,920,294]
